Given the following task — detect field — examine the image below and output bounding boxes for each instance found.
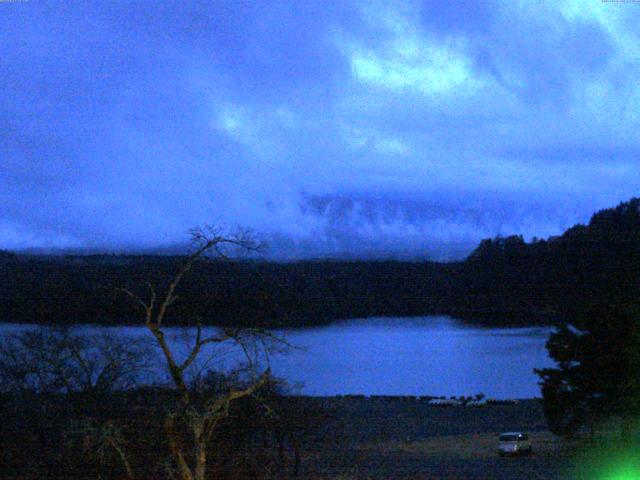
[292,397,586,479]
[2,393,626,479]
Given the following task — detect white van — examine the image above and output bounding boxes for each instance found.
[498,432,532,456]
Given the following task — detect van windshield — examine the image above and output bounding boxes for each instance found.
[499,434,525,442]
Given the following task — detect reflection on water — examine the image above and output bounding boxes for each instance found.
[0,316,554,398]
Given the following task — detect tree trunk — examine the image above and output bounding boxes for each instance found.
[109,438,135,480]
[193,421,207,480]
[277,429,285,465]
[288,432,300,478]
[194,441,207,480]
[165,415,194,480]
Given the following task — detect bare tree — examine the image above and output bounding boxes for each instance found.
[0,326,152,395]
[119,226,284,480]
[0,327,152,480]
[66,418,135,480]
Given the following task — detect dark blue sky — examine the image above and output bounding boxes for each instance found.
[2,1,640,259]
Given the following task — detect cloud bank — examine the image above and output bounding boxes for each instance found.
[1,1,640,259]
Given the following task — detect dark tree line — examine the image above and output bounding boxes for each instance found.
[2,197,640,328]
[0,257,457,327]
[458,198,640,324]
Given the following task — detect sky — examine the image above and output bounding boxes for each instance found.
[1,0,640,260]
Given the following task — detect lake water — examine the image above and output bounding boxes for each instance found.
[0,316,555,399]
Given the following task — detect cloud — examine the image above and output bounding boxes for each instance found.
[0,0,639,259]
[350,41,476,96]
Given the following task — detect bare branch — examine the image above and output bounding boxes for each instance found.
[117,288,151,316]
[203,368,272,441]
[178,324,241,374]
[164,415,194,480]
[116,226,278,480]
[146,281,157,313]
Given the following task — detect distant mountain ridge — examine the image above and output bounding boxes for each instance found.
[1,197,639,327]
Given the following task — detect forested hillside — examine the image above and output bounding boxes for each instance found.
[457,197,640,325]
[2,198,639,328]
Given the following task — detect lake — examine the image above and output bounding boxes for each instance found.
[0,316,555,399]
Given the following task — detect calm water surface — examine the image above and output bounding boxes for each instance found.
[0,316,554,398]
[275,317,554,398]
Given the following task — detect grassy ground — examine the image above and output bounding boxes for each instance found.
[291,398,588,479]
[2,393,629,479]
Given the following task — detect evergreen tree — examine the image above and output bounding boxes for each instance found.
[536,304,640,439]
